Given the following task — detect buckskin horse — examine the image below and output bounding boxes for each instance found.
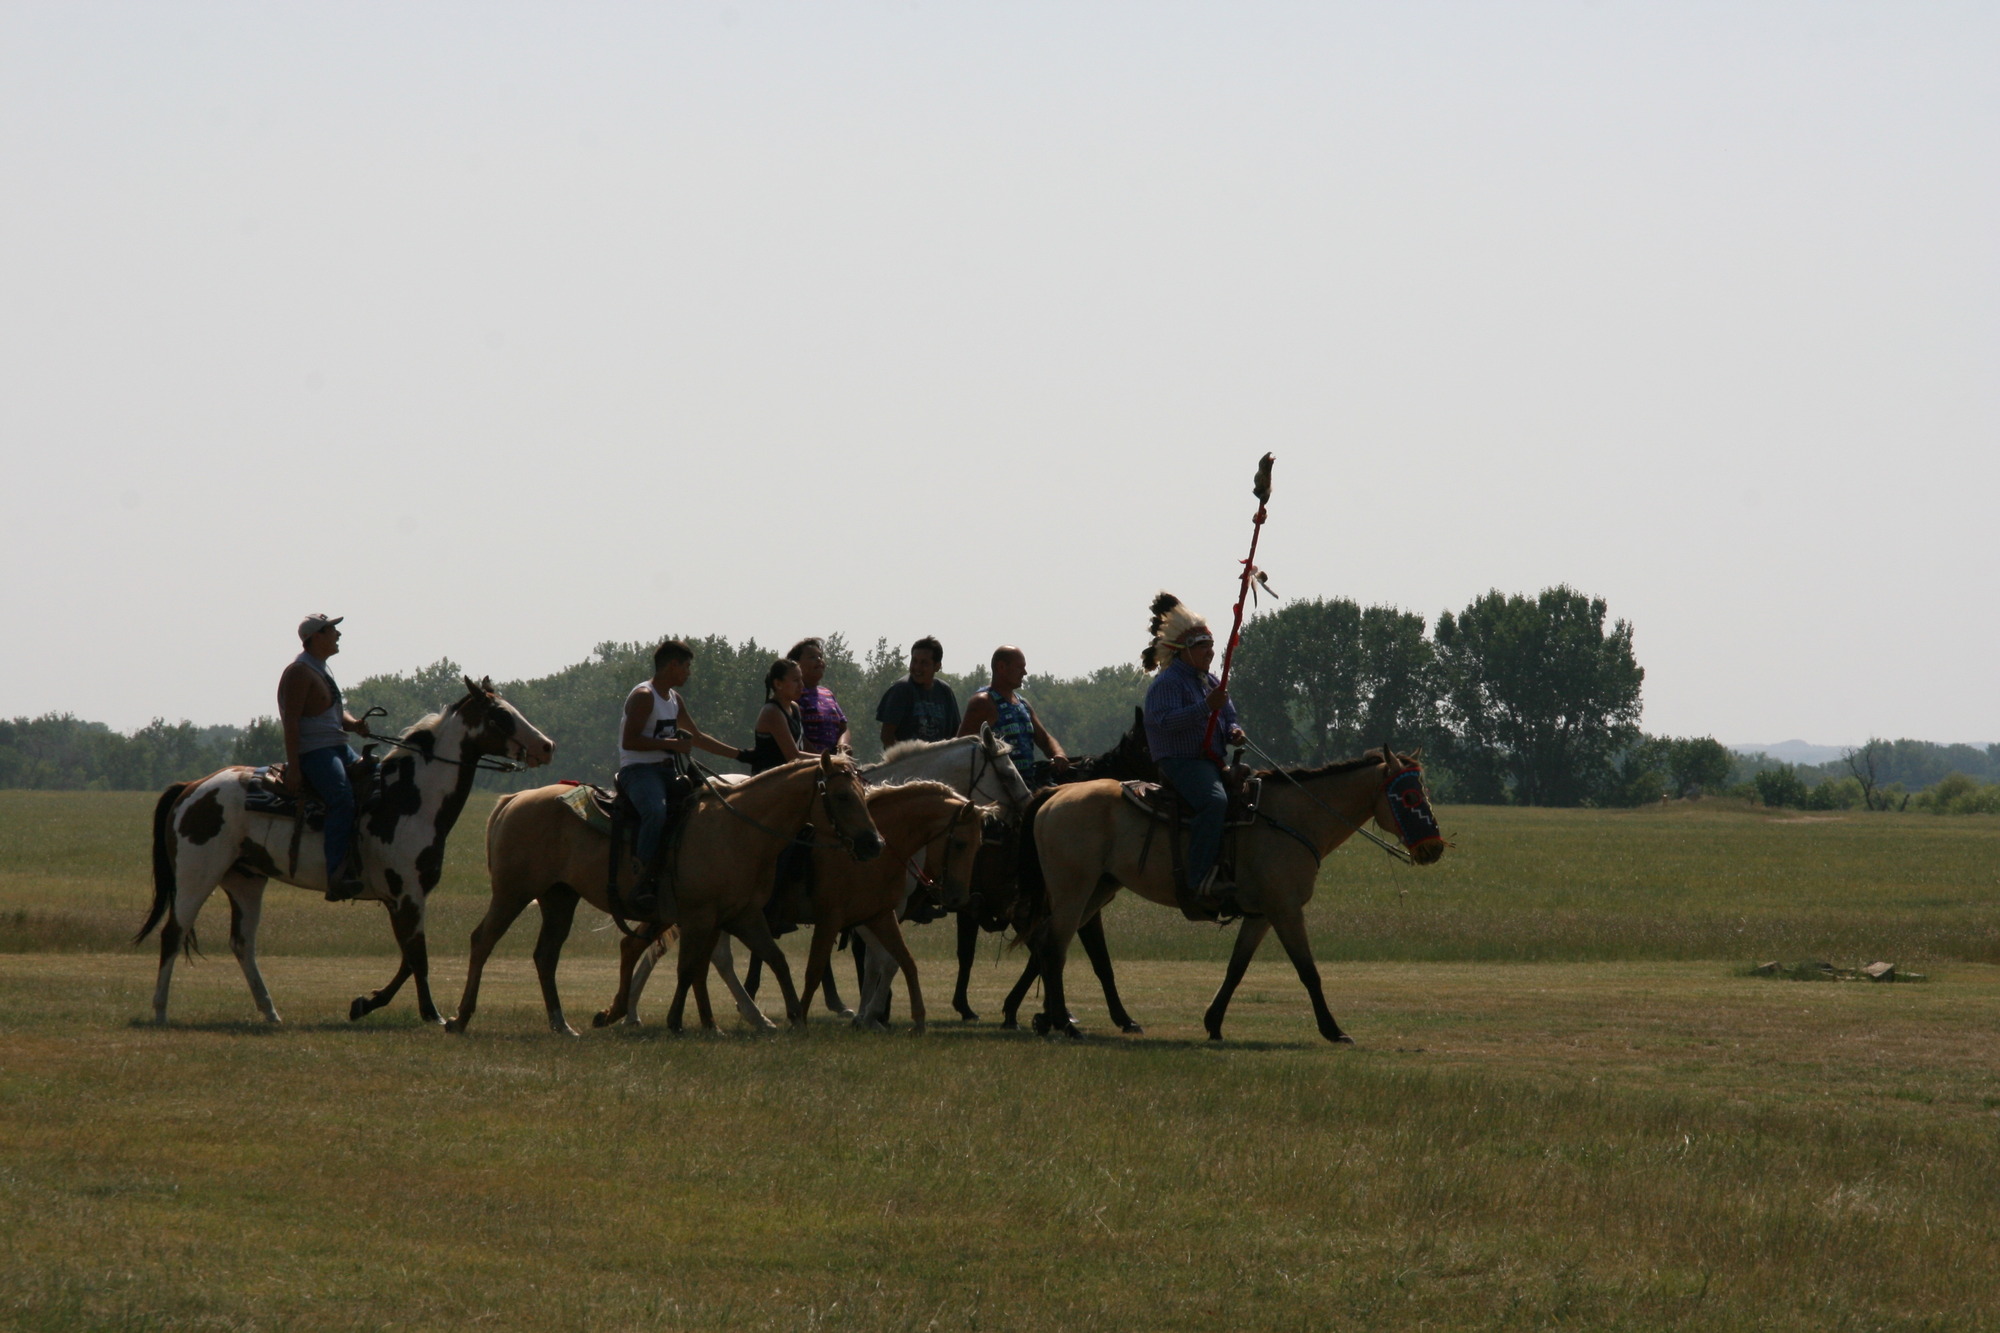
[1023,746,1446,1043]
[137,677,556,1025]
[450,752,883,1036]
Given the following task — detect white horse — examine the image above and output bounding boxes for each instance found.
[138,677,554,1025]
[602,726,1031,1029]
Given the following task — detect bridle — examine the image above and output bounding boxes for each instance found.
[364,705,535,775]
[892,796,980,904]
[693,759,878,854]
[966,736,1027,818]
[1240,738,1441,865]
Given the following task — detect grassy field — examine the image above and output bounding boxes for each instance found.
[4,792,2000,1329]
[7,790,1998,966]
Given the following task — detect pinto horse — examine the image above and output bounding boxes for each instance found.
[452,752,883,1036]
[137,677,555,1025]
[1024,747,1445,1043]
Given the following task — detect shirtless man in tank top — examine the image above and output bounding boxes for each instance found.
[278,614,374,900]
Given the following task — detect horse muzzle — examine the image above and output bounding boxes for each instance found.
[849,831,884,862]
[1408,836,1445,866]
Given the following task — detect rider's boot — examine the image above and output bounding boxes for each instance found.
[325,855,367,902]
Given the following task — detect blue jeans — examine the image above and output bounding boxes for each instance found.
[618,763,680,867]
[299,744,359,880]
[1158,756,1227,893]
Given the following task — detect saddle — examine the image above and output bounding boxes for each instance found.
[557,771,698,925]
[243,748,383,824]
[1122,765,1264,924]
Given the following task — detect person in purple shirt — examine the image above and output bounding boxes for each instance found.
[787,637,850,756]
[1142,593,1248,916]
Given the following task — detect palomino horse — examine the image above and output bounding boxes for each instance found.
[1025,747,1445,1043]
[137,677,556,1025]
[450,752,882,1036]
[789,782,986,1033]
[602,727,1032,1029]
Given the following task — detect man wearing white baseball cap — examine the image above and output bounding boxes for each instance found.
[279,614,374,900]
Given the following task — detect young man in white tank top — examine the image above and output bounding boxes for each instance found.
[618,638,750,917]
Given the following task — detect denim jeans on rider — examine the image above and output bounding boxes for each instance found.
[1157,756,1228,892]
[617,762,679,867]
[298,743,359,880]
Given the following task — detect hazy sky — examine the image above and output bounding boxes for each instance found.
[3,3,1994,743]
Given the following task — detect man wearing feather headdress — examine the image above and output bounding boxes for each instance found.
[1141,592,1247,914]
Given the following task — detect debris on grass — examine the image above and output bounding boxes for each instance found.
[1750,959,1927,983]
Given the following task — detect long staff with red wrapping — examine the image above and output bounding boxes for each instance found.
[1200,452,1275,764]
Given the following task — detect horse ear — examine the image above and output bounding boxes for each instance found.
[479,675,495,694]
[462,675,479,696]
[979,721,995,748]
[1381,738,1395,765]
[819,750,834,770]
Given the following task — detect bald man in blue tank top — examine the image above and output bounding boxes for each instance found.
[957,645,1069,788]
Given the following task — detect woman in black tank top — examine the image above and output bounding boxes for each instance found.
[751,658,811,774]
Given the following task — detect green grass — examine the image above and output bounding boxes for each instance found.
[3,956,1998,1330]
[8,791,1998,966]
[5,792,2000,1328]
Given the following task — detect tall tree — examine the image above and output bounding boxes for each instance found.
[1233,598,1436,766]
[1433,586,1643,806]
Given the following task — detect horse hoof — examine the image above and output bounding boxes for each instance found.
[1000,1016,1018,1030]
[1121,1023,1144,1035]
[591,1011,615,1028]
[444,1017,466,1034]
[833,1008,856,1021]
[911,1021,927,1036]
[955,1007,979,1023]
[1031,1013,1051,1036]
[347,997,369,1022]
[1330,1033,1355,1046]
[554,1025,581,1039]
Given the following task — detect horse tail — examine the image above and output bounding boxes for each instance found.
[485,791,520,873]
[135,782,191,945]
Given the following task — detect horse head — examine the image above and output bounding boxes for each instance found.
[1373,745,1444,865]
[453,676,556,768]
[818,752,884,861]
[977,722,1034,815]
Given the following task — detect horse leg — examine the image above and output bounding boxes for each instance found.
[951,909,981,1021]
[798,922,841,1024]
[221,873,280,1025]
[153,849,226,1025]
[530,884,583,1037]
[728,908,804,1028]
[711,934,778,1031]
[1030,912,1086,1040]
[350,897,426,1022]
[1270,909,1351,1045]
[851,925,897,1031]
[445,883,536,1034]
[862,910,926,1035]
[818,944,853,1018]
[1000,949,1039,1030]
[668,922,718,1032]
[743,949,762,998]
[1201,917,1271,1042]
[1079,913,1141,1035]
[593,924,663,1028]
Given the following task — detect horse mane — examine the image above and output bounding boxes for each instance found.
[872,736,972,768]
[1259,753,1388,783]
[866,778,963,804]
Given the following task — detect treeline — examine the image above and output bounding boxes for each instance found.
[8,585,1996,811]
[1730,738,2000,814]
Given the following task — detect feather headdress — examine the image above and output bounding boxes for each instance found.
[1141,591,1212,673]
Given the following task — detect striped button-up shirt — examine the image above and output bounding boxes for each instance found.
[1143,656,1238,763]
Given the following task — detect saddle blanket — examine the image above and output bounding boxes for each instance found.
[557,780,616,835]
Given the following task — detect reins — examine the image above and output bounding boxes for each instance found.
[1240,738,1417,865]
[363,707,530,775]
[689,760,871,853]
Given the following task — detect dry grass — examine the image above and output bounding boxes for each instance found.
[3,954,2000,1331]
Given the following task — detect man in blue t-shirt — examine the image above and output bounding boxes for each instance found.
[875,636,961,747]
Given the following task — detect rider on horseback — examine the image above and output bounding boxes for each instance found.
[279,614,374,901]
[957,645,1069,787]
[619,639,748,918]
[1141,593,1247,917]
